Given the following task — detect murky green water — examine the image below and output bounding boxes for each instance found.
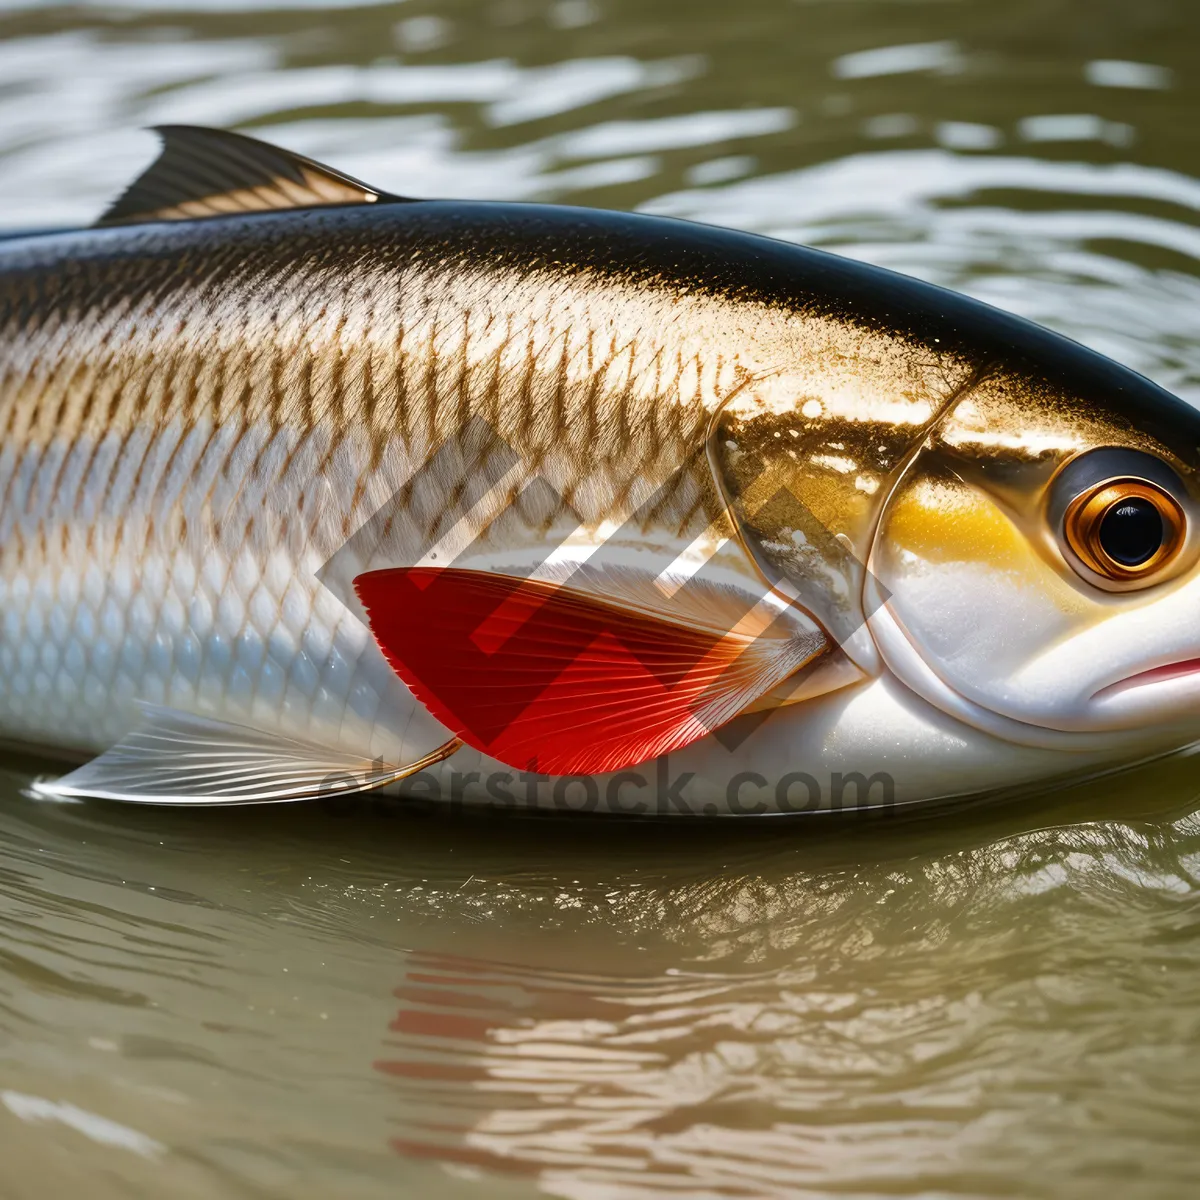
[2,1,1200,1195]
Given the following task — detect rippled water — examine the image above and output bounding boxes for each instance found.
[2,1,1200,1196]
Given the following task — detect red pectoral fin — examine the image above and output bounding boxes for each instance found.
[354,567,820,775]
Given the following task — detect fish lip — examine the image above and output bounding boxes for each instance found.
[1091,656,1200,701]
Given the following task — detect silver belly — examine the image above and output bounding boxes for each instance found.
[0,417,445,764]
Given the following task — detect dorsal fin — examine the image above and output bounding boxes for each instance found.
[96,125,410,227]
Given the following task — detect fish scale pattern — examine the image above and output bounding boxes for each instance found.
[0,425,436,761]
[0,211,740,767]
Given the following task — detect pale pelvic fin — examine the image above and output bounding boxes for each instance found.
[96,125,410,227]
[30,706,461,806]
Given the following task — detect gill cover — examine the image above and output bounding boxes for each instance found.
[706,352,979,670]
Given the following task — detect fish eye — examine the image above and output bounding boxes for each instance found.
[1063,478,1185,582]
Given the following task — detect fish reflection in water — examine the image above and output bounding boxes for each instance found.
[366,786,1200,1197]
[0,764,1198,1194]
[378,951,851,1193]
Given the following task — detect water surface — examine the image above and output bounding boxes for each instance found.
[1,1,1199,1196]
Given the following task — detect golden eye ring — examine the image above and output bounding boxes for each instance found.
[1063,478,1185,582]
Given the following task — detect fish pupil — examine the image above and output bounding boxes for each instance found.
[1098,497,1163,566]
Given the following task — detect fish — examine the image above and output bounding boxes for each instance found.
[2,124,1199,815]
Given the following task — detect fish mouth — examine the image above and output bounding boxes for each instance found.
[1092,656,1200,701]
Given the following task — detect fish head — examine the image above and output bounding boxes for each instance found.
[867,353,1200,751]
[708,292,1200,770]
